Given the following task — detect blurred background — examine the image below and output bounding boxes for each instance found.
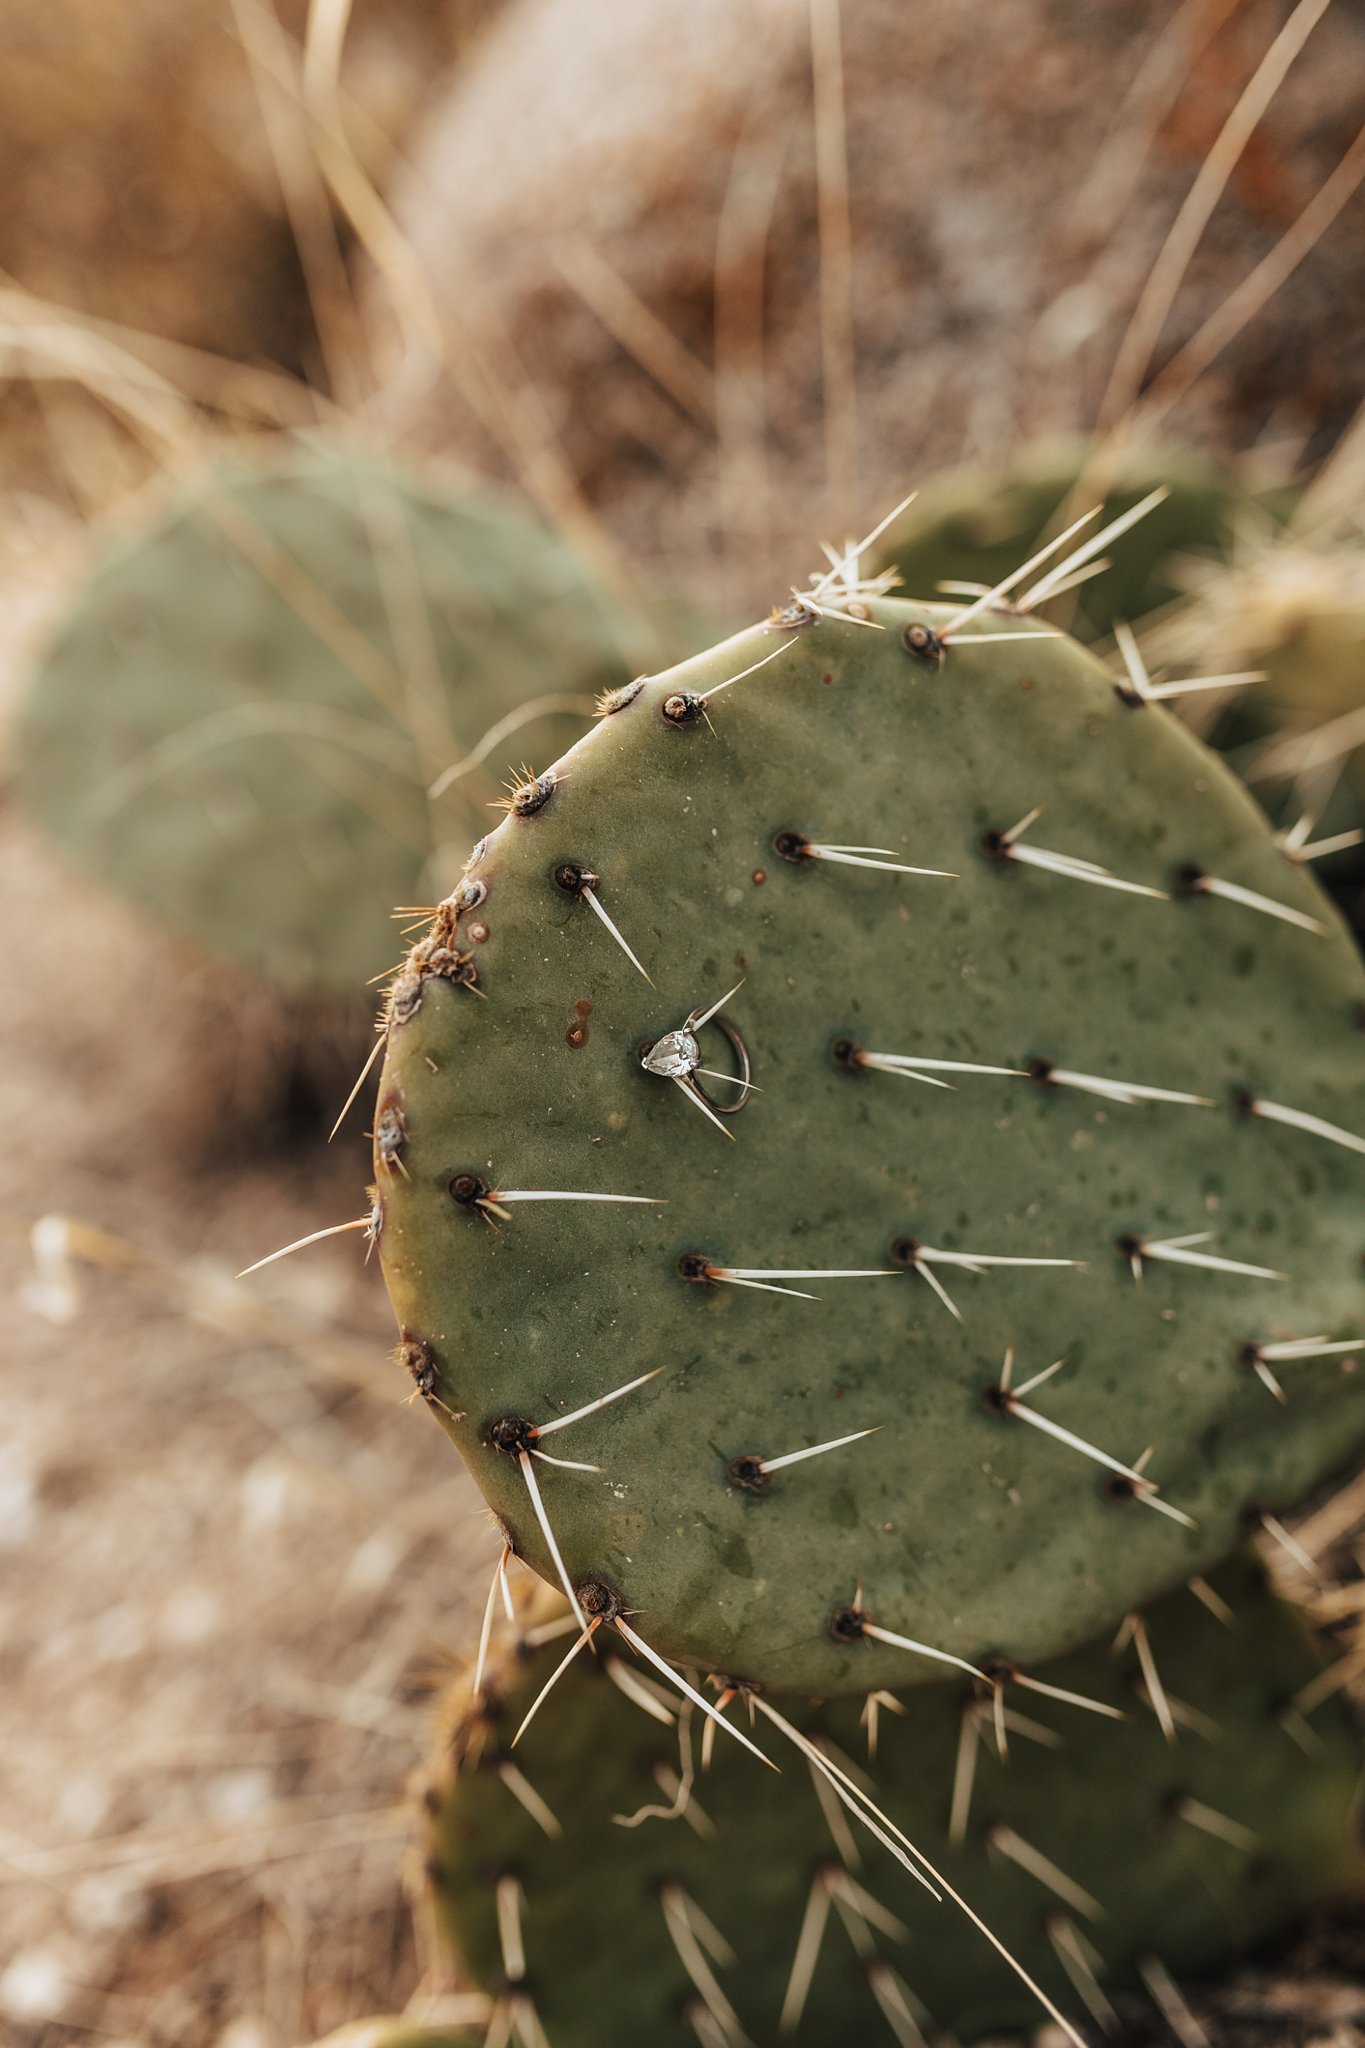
[2,1,1363,2043]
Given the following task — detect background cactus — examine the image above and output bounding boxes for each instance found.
[1147,523,1365,944]
[421,1556,1365,2047]
[15,443,692,991]
[374,587,1365,1698]
[872,442,1290,644]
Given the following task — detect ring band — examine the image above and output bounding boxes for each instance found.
[691,1016,755,1114]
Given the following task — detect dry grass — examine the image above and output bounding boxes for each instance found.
[0,798,503,2045]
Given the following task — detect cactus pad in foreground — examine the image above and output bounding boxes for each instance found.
[422,1555,1364,2046]
[375,593,1365,1696]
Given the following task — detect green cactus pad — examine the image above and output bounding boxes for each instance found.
[874,441,1286,644]
[376,594,1365,1696]
[424,1556,1364,2046]
[16,445,675,991]
[1153,533,1365,941]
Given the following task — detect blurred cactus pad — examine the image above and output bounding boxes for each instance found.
[875,442,1291,644]
[1154,528,1365,938]
[375,591,1365,1697]
[423,1556,1365,2047]
[15,444,692,991]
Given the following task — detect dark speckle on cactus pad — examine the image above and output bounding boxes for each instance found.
[661,691,707,728]
[565,999,593,1049]
[900,619,944,662]
[576,1576,622,1620]
[726,1453,769,1493]
[488,1416,536,1456]
[826,1601,867,1643]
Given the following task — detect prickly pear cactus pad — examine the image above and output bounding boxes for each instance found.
[375,592,1365,1695]
[424,1558,1365,2047]
[873,442,1288,644]
[1150,532,1365,940]
[16,446,660,991]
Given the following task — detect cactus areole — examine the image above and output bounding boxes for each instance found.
[374,596,1365,1696]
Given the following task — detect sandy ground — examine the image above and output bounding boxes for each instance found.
[0,520,497,2044]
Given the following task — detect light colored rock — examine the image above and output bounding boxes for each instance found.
[372,0,1365,615]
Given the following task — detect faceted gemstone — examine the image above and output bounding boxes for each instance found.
[640,1028,699,1078]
